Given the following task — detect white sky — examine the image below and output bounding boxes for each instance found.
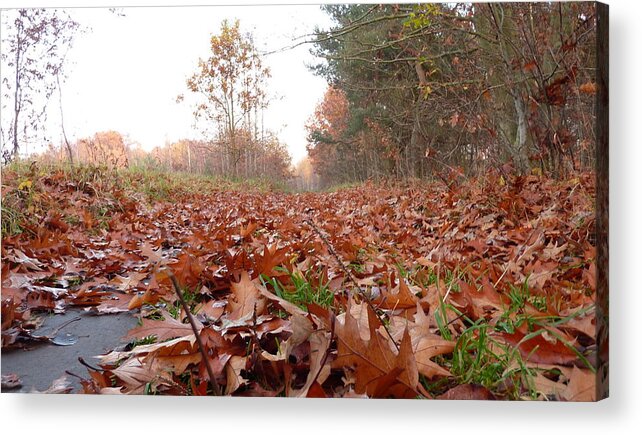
[4,3,334,164]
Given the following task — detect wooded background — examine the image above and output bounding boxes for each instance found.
[304,2,598,187]
[2,3,599,189]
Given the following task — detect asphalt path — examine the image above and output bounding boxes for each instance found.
[1,309,138,393]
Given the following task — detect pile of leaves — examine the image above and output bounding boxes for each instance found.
[1,163,598,400]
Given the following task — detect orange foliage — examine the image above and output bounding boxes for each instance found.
[77,131,129,168]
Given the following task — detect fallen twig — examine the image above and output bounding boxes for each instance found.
[50,316,81,337]
[166,269,222,396]
[78,356,102,372]
[304,217,400,351]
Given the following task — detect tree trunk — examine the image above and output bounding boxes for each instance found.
[56,73,74,165]
[595,1,609,400]
[510,91,530,173]
[12,33,22,160]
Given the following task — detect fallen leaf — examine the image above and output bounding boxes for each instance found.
[111,357,157,393]
[1,373,22,390]
[8,250,44,271]
[225,355,248,395]
[562,366,596,401]
[334,300,419,398]
[438,384,496,400]
[499,325,583,367]
[30,375,73,394]
[289,329,331,397]
[128,313,200,341]
[227,271,267,320]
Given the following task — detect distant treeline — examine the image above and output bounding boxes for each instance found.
[38,130,293,183]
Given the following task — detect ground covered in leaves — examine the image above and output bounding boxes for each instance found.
[1,163,598,399]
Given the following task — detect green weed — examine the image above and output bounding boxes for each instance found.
[449,321,538,399]
[1,204,24,237]
[260,266,334,310]
[127,335,158,349]
[164,286,200,319]
[63,214,81,226]
[348,262,366,273]
[495,280,547,334]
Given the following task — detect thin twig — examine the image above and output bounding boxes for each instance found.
[493,226,542,289]
[78,357,101,372]
[442,265,471,304]
[445,312,466,327]
[304,218,400,351]
[50,316,81,337]
[166,269,221,396]
[65,370,84,380]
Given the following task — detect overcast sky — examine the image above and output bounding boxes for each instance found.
[3,3,334,163]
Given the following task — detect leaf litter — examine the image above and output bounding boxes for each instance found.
[1,166,597,399]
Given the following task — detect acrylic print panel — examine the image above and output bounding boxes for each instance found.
[0,2,608,401]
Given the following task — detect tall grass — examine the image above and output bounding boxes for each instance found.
[0,160,289,238]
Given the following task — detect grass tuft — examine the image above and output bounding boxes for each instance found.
[260,266,334,310]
